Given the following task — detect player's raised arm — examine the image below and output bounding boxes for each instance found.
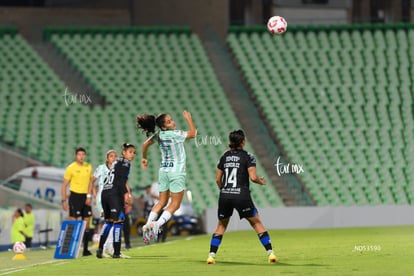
[141,138,154,170]
[183,110,197,139]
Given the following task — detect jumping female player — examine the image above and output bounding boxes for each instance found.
[206,130,277,264]
[136,110,196,244]
[96,143,135,258]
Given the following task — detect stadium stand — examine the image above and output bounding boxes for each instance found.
[0,27,284,214]
[228,23,414,206]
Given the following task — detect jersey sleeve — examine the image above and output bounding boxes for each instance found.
[93,165,102,186]
[173,130,188,142]
[63,165,72,181]
[93,165,102,178]
[247,152,257,168]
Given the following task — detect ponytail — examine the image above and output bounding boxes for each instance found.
[136,113,168,136]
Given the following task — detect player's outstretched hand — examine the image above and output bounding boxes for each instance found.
[183,110,192,120]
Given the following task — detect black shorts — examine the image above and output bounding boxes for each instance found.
[217,197,258,220]
[101,193,125,221]
[69,191,92,219]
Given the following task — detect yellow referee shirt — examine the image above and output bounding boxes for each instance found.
[64,162,92,194]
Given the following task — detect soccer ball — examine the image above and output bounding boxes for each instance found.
[267,16,288,35]
[13,242,26,254]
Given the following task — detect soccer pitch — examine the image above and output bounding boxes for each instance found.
[1,225,413,275]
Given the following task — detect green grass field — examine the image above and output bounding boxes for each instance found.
[1,225,413,275]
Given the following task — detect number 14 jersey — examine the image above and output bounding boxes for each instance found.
[217,149,257,199]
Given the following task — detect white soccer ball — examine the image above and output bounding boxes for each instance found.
[267,16,288,35]
[13,241,26,254]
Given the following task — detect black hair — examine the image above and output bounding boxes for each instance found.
[136,113,168,136]
[25,203,32,209]
[16,208,24,217]
[123,143,136,150]
[228,129,245,150]
[75,147,86,154]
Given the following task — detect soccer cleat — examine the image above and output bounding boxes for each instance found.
[268,252,277,263]
[142,225,151,245]
[102,251,111,258]
[150,222,160,242]
[207,255,215,264]
[83,250,92,256]
[96,249,103,259]
[119,253,131,259]
[113,253,131,259]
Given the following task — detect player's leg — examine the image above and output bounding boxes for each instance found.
[103,224,114,256]
[207,198,233,264]
[111,198,128,258]
[112,219,124,258]
[82,199,93,256]
[245,210,277,263]
[123,214,131,249]
[144,171,170,229]
[97,220,113,258]
[155,190,184,226]
[97,198,112,258]
[151,173,186,240]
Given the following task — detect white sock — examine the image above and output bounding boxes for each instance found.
[104,227,114,253]
[156,211,172,227]
[146,211,159,227]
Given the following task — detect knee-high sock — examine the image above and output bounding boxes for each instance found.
[145,211,159,227]
[209,234,223,255]
[104,226,114,252]
[258,231,273,252]
[98,222,112,250]
[156,211,172,228]
[113,223,123,255]
[83,229,91,252]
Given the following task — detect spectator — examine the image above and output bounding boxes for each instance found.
[23,203,35,249]
[11,209,26,245]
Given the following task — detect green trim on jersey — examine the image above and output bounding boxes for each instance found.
[158,130,188,173]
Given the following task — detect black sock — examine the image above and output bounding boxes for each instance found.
[98,222,112,250]
[83,229,91,252]
[258,231,273,251]
[209,234,223,254]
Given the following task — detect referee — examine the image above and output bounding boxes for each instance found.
[61,147,93,256]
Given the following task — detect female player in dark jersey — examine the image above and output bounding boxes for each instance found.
[96,143,135,259]
[206,130,277,264]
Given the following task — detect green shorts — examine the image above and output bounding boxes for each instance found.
[158,171,186,193]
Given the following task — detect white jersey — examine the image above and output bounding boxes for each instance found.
[93,163,111,213]
[157,130,188,173]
